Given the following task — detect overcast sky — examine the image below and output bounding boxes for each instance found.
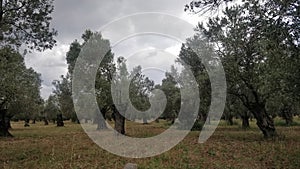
[25,0,206,99]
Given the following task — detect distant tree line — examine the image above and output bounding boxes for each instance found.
[1,0,299,140]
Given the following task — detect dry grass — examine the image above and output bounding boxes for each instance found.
[0,119,300,169]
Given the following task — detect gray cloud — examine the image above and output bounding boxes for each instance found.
[25,0,201,99]
[51,0,193,43]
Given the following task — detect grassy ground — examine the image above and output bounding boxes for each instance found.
[1,118,300,169]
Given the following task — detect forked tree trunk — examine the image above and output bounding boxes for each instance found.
[0,109,12,137]
[251,104,277,138]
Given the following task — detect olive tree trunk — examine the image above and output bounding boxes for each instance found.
[251,104,277,138]
[112,105,125,135]
[57,114,64,127]
[226,113,234,125]
[114,111,125,134]
[0,109,12,137]
[281,105,293,126]
[24,119,30,127]
[44,118,49,125]
[96,108,108,130]
[142,117,148,125]
[240,112,250,129]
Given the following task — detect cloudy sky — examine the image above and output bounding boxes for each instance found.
[25,0,207,99]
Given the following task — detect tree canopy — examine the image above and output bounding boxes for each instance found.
[0,47,42,136]
[183,0,300,137]
[0,0,57,51]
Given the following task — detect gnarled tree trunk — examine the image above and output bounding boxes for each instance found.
[0,109,12,137]
[251,104,277,138]
[112,105,125,135]
[57,114,64,127]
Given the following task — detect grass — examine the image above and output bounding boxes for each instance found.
[0,118,300,169]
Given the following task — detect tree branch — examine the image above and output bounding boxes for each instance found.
[228,90,250,109]
[2,2,26,14]
[0,0,3,27]
[185,0,230,14]
[7,21,36,44]
[239,75,261,104]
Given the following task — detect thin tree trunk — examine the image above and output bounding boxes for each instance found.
[96,117,107,130]
[241,115,250,129]
[171,118,175,124]
[281,106,293,126]
[96,108,108,130]
[143,117,148,125]
[226,113,234,125]
[207,115,211,125]
[285,117,293,126]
